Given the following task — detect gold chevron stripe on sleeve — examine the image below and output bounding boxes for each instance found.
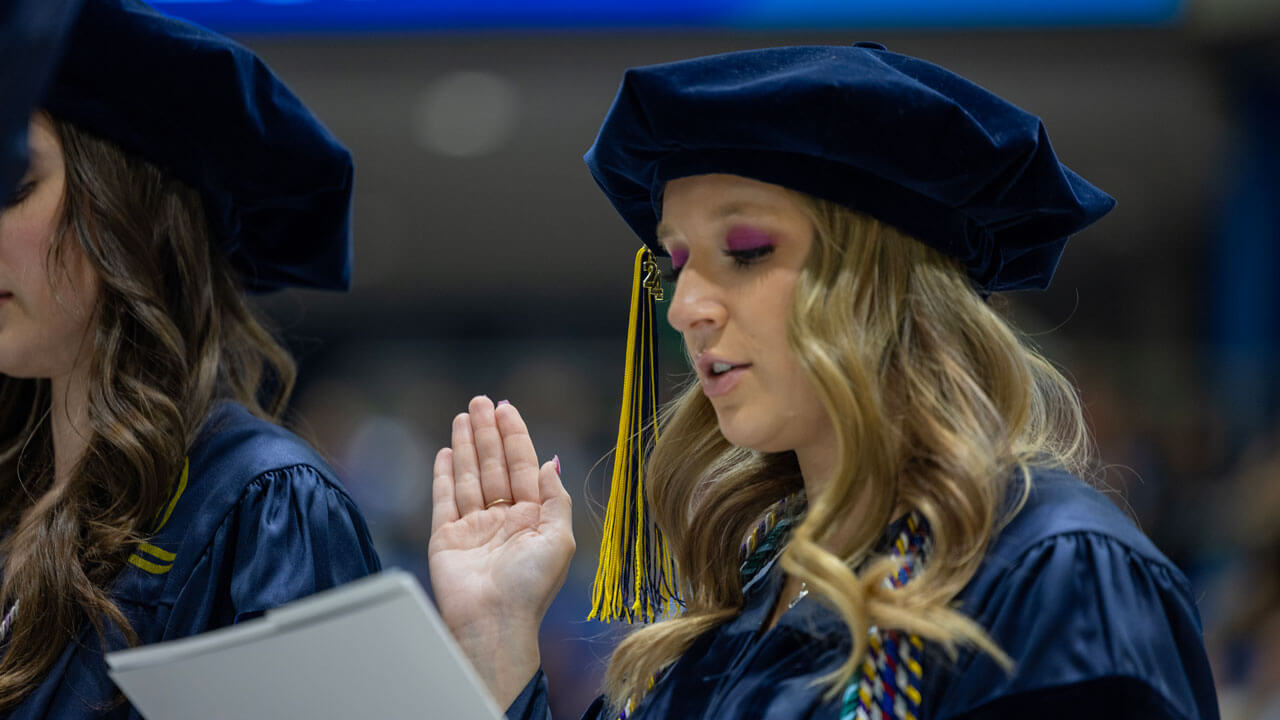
[154,458,189,532]
[128,554,173,575]
[137,542,176,562]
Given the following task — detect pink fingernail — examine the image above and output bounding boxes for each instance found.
[553,454,561,476]
[497,399,510,407]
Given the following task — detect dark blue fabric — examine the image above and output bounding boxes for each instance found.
[584,45,1116,293]
[0,0,82,195]
[506,469,1217,719]
[41,0,354,292]
[4,402,381,719]
[507,669,555,720]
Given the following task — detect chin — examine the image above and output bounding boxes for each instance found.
[0,362,43,379]
[0,343,61,379]
[713,406,788,454]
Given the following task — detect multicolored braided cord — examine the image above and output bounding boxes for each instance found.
[615,497,931,720]
[737,498,931,720]
[738,492,807,581]
[840,513,930,720]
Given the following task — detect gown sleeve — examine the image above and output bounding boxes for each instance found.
[505,669,553,720]
[222,463,381,622]
[505,668,610,720]
[929,530,1219,720]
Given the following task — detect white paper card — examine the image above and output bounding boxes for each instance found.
[106,570,504,720]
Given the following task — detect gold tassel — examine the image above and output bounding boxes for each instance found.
[589,247,680,623]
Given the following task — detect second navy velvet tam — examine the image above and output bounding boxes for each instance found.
[1,0,81,197]
[43,0,353,292]
[585,44,1116,293]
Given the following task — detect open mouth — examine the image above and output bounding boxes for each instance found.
[706,360,751,378]
[699,359,751,397]
[710,361,738,376]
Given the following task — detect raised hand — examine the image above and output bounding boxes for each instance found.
[428,396,575,708]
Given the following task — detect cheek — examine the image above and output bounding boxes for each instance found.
[767,350,821,421]
[0,188,66,282]
[0,223,48,280]
[7,241,100,367]
[63,249,101,312]
[47,249,101,339]
[752,275,826,428]
[745,273,801,359]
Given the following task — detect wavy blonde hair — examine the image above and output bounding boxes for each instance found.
[603,193,1093,709]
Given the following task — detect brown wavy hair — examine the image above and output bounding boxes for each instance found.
[604,193,1093,709]
[0,115,296,709]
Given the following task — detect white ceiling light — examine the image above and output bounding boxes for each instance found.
[412,70,519,158]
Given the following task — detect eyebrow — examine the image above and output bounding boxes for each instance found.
[655,200,780,243]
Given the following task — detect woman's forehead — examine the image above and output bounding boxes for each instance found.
[658,175,797,238]
[24,114,61,169]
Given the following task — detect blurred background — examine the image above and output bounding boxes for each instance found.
[155,1,1278,717]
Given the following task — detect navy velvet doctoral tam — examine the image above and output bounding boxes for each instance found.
[0,0,82,196]
[43,0,354,292]
[586,45,1117,293]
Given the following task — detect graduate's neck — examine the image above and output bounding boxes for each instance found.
[795,437,853,547]
[794,435,881,553]
[49,362,93,495]
[794,441,836,501]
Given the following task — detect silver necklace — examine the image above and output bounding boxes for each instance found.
[787,581,809,609]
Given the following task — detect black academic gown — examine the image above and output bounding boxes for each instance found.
[507,468,1218,720]
[5,402,381,719]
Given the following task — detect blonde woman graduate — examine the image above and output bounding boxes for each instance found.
[0,0,380,716]
[429,44,1218,719]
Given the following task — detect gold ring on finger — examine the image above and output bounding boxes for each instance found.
[485,498,512,509]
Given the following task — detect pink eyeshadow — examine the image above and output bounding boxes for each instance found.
[724,226,776,251]
[669,247,690,268]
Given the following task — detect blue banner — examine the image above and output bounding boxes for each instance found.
[152,0,1183,33]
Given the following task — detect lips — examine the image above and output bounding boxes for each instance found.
[696,353,751,398]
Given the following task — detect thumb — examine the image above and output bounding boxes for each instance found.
[538,455,574,538]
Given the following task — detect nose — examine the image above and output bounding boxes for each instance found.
[665,265,727,335]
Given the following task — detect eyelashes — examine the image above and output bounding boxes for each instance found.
[662,244,776,282]
[726,244,775,266]
[3,181,35,209]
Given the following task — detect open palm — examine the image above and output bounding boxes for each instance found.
[428,396,574,704]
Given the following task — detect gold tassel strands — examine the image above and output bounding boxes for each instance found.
[589,247,681,623]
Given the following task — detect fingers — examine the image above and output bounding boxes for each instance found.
[538,456,574,535]
[469,396,514,508]
[450,411,484,515]
[447,396,558,518]
[431,448,459,533]
[494,402,540,505]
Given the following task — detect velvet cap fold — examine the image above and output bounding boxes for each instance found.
[585,43,1116,292]
[1,0,82,198]
[43,0,353,292]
